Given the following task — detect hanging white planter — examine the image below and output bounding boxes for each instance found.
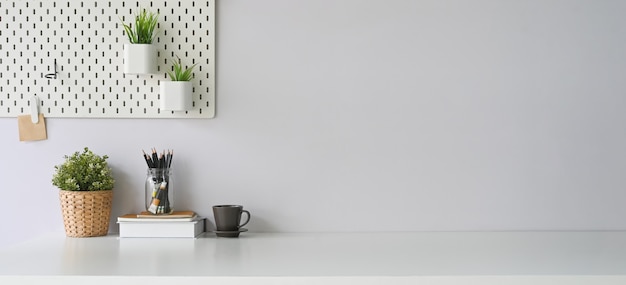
[160,81,192,111]
[123,43,157,74]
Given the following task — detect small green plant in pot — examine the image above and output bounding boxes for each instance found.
[160,56,198,111]
[121,8,159,74]
[52,147,115,237]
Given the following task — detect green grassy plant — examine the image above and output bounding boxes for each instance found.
[167,56,198,81]
[121,8,159,44]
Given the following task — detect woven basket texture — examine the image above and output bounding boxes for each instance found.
[59,190,113,237]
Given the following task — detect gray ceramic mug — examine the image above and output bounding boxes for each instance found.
[212,205,251,231]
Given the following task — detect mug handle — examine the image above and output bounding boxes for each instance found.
[239,210,251,228]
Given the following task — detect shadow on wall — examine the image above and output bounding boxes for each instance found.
[109,167,142,233]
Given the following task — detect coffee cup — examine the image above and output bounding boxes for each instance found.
[212,205,251,231]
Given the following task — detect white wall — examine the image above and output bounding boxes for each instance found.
[2,0,626,246]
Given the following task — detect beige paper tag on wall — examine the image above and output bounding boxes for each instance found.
[18,114,47,141]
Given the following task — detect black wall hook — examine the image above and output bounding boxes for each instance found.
[44,59,58,79]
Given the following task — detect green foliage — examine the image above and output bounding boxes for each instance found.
[52,147,115,191]
[167,56,198,81]
[121,8,159,44]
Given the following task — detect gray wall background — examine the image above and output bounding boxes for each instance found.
[2,0,626,246]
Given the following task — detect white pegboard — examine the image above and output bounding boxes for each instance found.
[0,0,215,118]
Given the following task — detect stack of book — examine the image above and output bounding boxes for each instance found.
[117,211,205,238]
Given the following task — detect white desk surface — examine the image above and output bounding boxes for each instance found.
[1,231,626,285]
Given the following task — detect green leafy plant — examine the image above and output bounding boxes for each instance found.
[52,147,115,191]
[121,8,159,44]
[167,56,198,81]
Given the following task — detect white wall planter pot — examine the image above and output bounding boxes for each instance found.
[123,43,157,74]
[160,81,193,111]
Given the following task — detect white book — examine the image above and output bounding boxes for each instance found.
[117,214,199,222]
[118,218,205,238]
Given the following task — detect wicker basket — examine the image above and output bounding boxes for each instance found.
[59,190,113,237]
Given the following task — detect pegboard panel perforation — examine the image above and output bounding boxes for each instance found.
[0,0,215,118]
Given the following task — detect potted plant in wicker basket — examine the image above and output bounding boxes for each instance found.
[52,147,115,237]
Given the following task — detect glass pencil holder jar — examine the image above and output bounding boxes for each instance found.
[145,168,174,215]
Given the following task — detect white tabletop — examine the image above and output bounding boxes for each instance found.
[1,231,626,284]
